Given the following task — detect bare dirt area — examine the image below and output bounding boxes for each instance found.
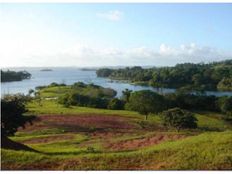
[107,133,187,151]
[19,114,139,133]
[42,114,137,130]
[21,134,75,144]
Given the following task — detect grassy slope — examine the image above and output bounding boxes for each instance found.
[2,97,232,170]
[27,100,140,117]
[2,131,232,170]
[27,100,231,131]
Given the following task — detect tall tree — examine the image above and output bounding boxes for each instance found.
[122,88,132,102]
[126,90,165,120]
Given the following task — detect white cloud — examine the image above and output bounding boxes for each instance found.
[1,41,231,67]
[96,10,123,21]
[159,44,177,56]
[48,43,231,67]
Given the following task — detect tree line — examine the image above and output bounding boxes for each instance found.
[96,59,232,91]
[52,82,232,121]
[56,83,232,122]
[1,70,31,82]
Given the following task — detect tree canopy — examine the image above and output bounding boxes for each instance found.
[1,70,31,82]
[161,107,197,131]
[96,59,232,91]
[126,90,165,120]
[1,95,35,136]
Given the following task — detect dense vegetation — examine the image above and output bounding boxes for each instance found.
[1,95,35,136]
[96,59,232,91]
[33,82,232,123]
[1,70,31,82]
[34,82,117,109]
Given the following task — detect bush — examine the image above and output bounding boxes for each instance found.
[161,107,197,131]
[107,98,124,110]
[58,92,109,109]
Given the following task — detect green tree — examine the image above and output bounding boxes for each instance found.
[126,90,165,120]
[122,88,132,102]
[107,98,124,110]
[217,96,232,121]
[217,78,232,91]
[1,95,35,137]
[28,89,34,96]
[161,107,197,131]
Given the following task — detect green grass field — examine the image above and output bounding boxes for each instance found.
[1,98,232,170]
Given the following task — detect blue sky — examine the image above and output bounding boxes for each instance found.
[1,3,232,67]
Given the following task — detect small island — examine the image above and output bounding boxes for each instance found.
[1,70,31,82]
[40,68,53,71]
[80,68,97,71]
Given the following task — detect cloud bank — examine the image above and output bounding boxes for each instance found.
[53,43,230,67]
[1,41,231,67]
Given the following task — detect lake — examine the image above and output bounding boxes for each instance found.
[1,67,232,97]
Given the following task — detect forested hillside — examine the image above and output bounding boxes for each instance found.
[96,59,232,91]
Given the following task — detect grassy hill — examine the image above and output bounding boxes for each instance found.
[2,130,232,170]
[1,82,232,170]
[1,98,232,170]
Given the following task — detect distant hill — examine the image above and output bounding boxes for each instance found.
[40,68,53,71]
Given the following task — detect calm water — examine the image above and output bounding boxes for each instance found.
[1,67,232,97]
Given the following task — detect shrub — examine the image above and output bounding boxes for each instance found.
[161,107,197,131]
[107,98,124,110]
[58,92,109,109]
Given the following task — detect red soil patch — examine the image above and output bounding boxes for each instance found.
[19,114,138,133]
[1,161,61,170]
[21,134,75,144]
[90,132,138,139]
[17,117,50,132]
[41,114,136,129]
[107,133,187,151]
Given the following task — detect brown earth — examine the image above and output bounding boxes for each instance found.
[19,114,139,133]
[1,161,61,170]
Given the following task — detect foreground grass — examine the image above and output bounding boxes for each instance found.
[2,99,232,170]
[2,131,232,170]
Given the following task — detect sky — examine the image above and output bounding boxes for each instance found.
[0,3,232,67]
